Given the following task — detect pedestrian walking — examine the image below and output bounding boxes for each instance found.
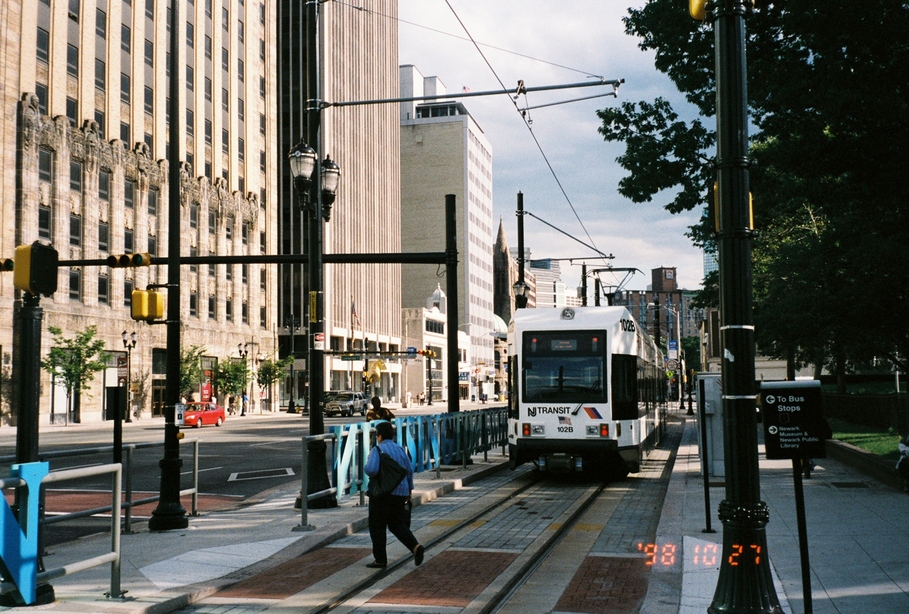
[364,421,424,569]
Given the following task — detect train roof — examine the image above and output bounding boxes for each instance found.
[510,306,633,330]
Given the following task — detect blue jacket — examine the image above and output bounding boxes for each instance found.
[365,440,413,496]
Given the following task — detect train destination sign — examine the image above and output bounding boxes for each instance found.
[760,380,826,460]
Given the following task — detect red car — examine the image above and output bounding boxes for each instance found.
[183,402,226,428]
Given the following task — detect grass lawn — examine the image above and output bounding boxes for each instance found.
[828,417,902,463]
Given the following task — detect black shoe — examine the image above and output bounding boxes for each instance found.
[414,545,425,566]
[366,562,386,569]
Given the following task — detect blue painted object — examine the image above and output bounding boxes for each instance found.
[0,462,50,605]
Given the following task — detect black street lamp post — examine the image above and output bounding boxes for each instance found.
[238,343,249,416]
[706,0,782,611]
[514,192,528,309]
[122,331,137,423]
[286,314,301,413]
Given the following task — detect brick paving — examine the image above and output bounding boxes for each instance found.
[370,550,518,607]
[37,489,243,516]
[217,546,372,599]
[555,555,650,613]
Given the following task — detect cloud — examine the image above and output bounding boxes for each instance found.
[397,0,706,293]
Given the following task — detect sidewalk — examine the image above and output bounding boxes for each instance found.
[643,417,909,613]
[1,446,511,613]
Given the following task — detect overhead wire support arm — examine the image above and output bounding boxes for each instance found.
[522,210,612,258]
[325,78,624,108]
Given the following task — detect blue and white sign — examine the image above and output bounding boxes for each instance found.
[669,339,678,360]
[407,346,417,358]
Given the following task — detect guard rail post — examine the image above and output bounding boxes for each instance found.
[294,436,315,532]
[107,464,122,599]
[482,411,488,462]
[123,445,133,533]
[191,439,200,515]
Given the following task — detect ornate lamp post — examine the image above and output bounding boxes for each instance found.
[238,343,249,416]
[122,331,137,422]
[512,280,529,310]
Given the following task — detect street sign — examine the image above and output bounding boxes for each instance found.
[340,354,360,361]
[313,332,325,350]
[667,359,679,370]
[760,380,827,460]
[669,339,678,360]
[407,346,417,358]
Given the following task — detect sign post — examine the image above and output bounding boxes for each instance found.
[760,380,827,614]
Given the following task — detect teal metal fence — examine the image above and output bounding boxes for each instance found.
[329,408,508,501]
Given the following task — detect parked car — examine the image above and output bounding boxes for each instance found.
[183,402,226,428]
[324,391,368,417]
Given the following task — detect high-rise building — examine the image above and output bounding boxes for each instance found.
[399,65,494,371]
[277,1,401,401]
[0,0,401,421]
[528,258,567,309]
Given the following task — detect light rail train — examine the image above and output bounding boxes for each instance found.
[507,306,667,475]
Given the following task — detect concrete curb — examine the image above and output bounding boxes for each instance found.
[826,438,900,489]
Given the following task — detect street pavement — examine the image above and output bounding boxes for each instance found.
[1,410,908,613]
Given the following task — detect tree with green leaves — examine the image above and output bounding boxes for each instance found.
[41,325,110,423]
[213,359,249,413]
[180,345,207,400]
[598,1,909,385]
[256,355,293,412]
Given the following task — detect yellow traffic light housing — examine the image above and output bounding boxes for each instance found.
[131,289,165,322]
[13,242,58,296]
[690,0,708,21]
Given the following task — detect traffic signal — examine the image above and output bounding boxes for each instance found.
[13,242,58,296]
[107,252,153,268]
[690,0,708,21]
[417,349,437,358]
[0,259,13,271]
[131,289,165,322]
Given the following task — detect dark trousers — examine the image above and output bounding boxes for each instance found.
[368,494,418,565]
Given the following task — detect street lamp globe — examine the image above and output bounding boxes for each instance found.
[320,155,341,221]
[288,140,317,187]
[512,280,528,308]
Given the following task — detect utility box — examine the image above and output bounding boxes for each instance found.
[760,380,826,460]
[697,372,725,477]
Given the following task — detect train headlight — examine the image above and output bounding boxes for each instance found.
[586,425,598,436]
[531,424,545,436]
[600,423,609,437]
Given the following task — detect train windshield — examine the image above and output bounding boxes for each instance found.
[522,331,607,403]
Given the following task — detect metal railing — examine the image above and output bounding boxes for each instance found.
[0,439,200,533]
[297,408,508,528]
[0,463,123,600]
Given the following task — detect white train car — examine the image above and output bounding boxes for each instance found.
[507,306,666,474]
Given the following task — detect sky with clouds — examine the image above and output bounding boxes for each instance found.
[396,0,706,295]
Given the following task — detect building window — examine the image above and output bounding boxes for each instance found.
[225,216,233,239]
[221,88,229,112]
[238,20,244,43]
[144,86,153,115]
[124,179,136,209]
[208,295,215,318]
[190,203,199,228]
[189,246,198,272]
[148,235,157,256]
[70,160,83,193]
[186,108,194,135]
[242,302,248,324]
[260,231,266,252]
[238,138,245,161]
[226,298,233,322]
[37,28,49,64]
[260,306,267,329]
[222,129,229,153]
[148,187,158,216]
[96,8,107,38]
[222,7,228,29]
[98,169,111,201]
[204,77,212,101]
[38,205,52,240]
[69,269,82,301]
[260,268,266,290]
[98,274,110,305]
[35,83,48,115]
[144,132,152,151]
[121,73,130,103]
[226,263,232,281]
[259,76,266,98]
[99,221,110,252]
[190,292,198,317]
[208,252,215,277]
[259,150,266,173]
[124,278,134,307]
[204,119,212,144]
[205,0,212,18]
[120,122,130,146]
[259,38,265,61]
[238,98,244,122]
[221,48,229,72]
[205,35,212,59]
[186,64,194,91]
[94,59,106,90]
[259,3,265,24]
[145,0,154,20]
[94,109,105,134]
[70,214,82,246]
[66,97,78,126]
[144,39,153,66]
[121,24,131,53]
[186,21,194,47]
[209,210,216,234]
[237,59,244,82]
[242,263,248,284]
[259,113,266,136]
[67,44,79,77]
[124,228,134,252]
[38,149,53,183]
